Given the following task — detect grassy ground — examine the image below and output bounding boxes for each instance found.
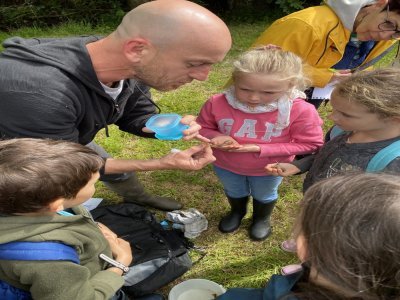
[1,20,397,296]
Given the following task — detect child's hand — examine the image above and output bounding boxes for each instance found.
[103,233,133,267]
[97,222,117,239]
[228,144,260,152]
[210,136,242,151]
[98,222,133,266]
[265,162,300,176]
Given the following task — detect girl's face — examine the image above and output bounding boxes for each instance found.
[355,2,400,41]
[234,73,291,107]
[328,90,390,132]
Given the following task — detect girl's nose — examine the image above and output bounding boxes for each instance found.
[249,93,260,101]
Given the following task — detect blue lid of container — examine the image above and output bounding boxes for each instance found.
[145,113,181,130]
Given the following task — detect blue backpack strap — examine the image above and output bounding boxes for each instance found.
[366,140,400,172]
[329,125,345,140]
[0,241,79,264]
[0,280,31,300]
[0,241,79,300]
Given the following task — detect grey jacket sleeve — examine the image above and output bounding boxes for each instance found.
[291,154,315,174]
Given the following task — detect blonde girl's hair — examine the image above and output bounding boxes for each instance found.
[333,68,400,118]
[232,46,309,91]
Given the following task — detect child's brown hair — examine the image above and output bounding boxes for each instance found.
[296,172,400,298]
[0,138,104,214]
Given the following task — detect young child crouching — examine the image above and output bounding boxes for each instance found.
[0,138,162,300]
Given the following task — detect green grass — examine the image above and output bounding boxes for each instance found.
[1,20,397,296]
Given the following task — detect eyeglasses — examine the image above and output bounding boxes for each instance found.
[378,5,400,39]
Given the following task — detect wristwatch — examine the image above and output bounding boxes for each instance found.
[99,253,130,275]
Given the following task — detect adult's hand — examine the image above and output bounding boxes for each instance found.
[181,115,211,143]
[142,114,210,142]
[329,69,352,83]
[160,143,215,170]
[104,143,215,173]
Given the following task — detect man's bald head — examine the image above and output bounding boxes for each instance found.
[114,0,231,50]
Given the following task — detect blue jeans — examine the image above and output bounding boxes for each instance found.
[214,166,282,203]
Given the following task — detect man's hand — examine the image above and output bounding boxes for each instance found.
[264,162,300,177]
[142,114,210,142]
[161,143,215,170]
[181,115,210,143]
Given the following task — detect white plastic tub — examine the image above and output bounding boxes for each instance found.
[168,279,226,300]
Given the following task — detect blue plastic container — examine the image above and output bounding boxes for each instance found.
[145,113,189,140]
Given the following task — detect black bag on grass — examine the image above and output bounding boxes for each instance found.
[90,203,192,297]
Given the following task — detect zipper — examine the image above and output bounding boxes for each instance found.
[114,103,120,114]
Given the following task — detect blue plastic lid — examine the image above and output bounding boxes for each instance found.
[145,114,188,140]
[145,114,181,130]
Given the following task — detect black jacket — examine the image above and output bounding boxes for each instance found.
[0,36,157,145]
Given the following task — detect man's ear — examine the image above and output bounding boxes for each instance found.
[47,198,65,212]
[123,38,153,63]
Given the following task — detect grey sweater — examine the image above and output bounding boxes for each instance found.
[300,133,400,191]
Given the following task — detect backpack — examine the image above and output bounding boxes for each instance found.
[329,125,400,172]
[0,241,79,300]
[90,203,194,297]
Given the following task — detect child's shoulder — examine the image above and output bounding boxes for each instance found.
[292,98,314,108]
[291,98,321,117]
[202,93,230,108]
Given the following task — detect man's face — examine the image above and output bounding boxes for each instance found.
[134,41,229,91]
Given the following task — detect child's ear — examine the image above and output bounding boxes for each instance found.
[47,198,65,212]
